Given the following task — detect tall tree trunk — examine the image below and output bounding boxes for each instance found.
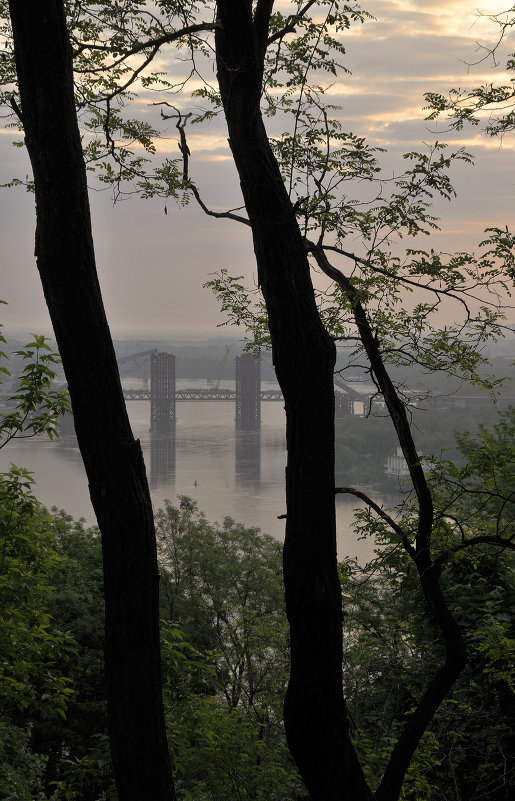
[8,2,175,799]
[215,3,372,798]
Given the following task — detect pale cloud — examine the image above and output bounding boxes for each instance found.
[0,1,513,337]
[360,0,509,38]
[153,132,230,156]
[321,0,515,157]
[121,2,515,168]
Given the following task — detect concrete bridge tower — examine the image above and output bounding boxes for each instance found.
[235,353,261,429]
[150,351,176,430]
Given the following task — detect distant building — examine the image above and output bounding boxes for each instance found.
[384,447,433,479]
[335,391,353,417]
[385,447,410,478]
[429,394,515,411]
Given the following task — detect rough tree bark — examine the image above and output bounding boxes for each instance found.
[8,2,175,799]
[215,2,373,798]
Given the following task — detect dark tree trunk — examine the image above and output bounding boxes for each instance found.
[215,2,372,798]
[8,2,175,799]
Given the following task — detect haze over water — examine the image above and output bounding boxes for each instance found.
[0,379,380,563]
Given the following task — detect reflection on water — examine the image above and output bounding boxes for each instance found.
[0,381,399,562]
[149,426,262,490]
[235,428,261,487]
[150,433,176,489]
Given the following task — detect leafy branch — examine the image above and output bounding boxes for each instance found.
[0,329,71,448]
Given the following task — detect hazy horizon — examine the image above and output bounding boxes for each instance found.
[2,1,514,338]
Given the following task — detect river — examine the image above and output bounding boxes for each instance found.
[0,380,389,562]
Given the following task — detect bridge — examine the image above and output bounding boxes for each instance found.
[123,387,284,402]
[121,350,363,430]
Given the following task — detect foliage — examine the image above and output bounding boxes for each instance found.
[41,496,302,800]
[1,502,115,801]
[161,622,304,801]
[156,496,290,746]
[424,5,515,137]
[1,3,512,383]
[1,476,513,800]
[343,409,515,799]
[4,1,508,398]
[0,323,298,797]
[0,491,302,800]
[0,329,73,799]
[0,330,101,800]
[0,329,70,448]
[205,218,513,398]
[428,406,515,554]
[34,511,113,801]
[0,475,75,800]
[341,540,514,800]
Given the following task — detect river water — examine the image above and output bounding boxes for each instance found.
[0,380,384,562]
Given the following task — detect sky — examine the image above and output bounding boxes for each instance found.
[1,0,514,339]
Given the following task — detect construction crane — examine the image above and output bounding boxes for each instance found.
[116,349,156,381]
[211,343,234,389]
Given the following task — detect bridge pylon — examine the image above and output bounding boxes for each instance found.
[150,351,176,430]
[235,354,261,429]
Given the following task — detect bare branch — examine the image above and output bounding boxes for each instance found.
[9,94,23,123]
[309,244,468,801]
[254,0,275,53]
[309,242,434,532]
[156,105,251,227]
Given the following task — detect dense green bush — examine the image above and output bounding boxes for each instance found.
[2,486,513,800]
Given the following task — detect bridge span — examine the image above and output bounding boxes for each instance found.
[121,351,362,430]
[123,387,284,402]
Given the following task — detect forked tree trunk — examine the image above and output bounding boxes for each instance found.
[8,2,175,799]
[215,3,373,798]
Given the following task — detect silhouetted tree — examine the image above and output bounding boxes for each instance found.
[7,1,175,798]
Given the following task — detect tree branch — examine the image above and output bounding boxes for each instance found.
[310,242,433,525]
[310,243,466,801]
[9,94,23,123]
[334,485,415,558]
[266,0,318,45]
[72,21,217,63]
[316,242,475,315]
[435,535,515,570]
[155,105,251,226]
